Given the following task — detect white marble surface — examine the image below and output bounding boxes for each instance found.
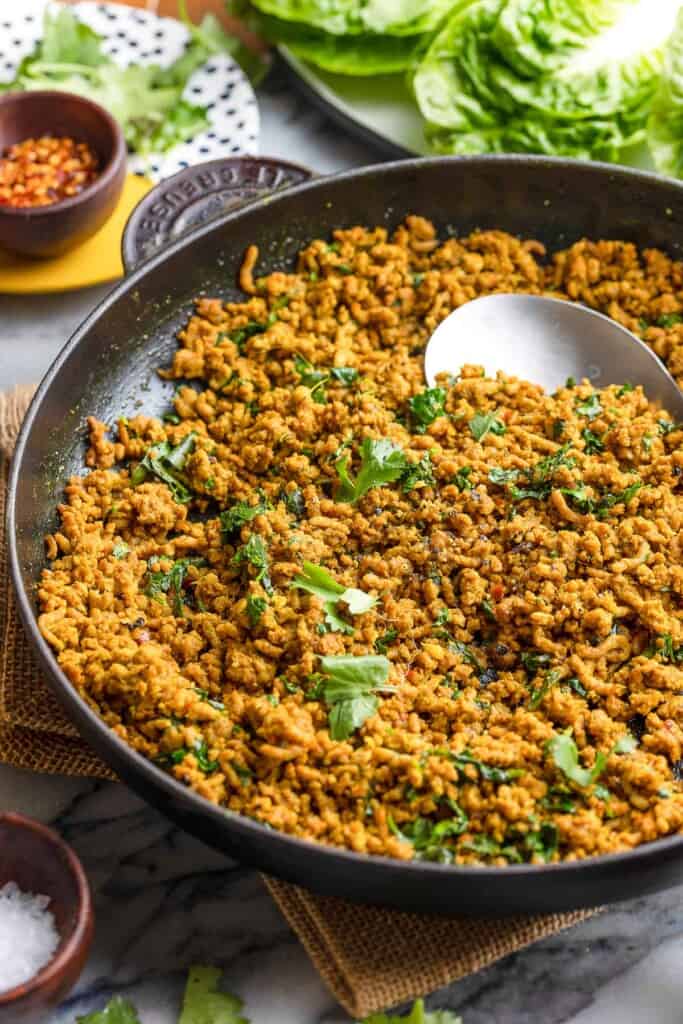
[2,68,683,1024]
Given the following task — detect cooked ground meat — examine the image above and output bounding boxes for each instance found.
[38,218,683,866]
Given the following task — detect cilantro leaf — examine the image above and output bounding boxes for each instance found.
[452,466,473,491]
[145,557,206,616]
[246,595,267,626]
[330,367,359,385]
[318,654,394,740]
[401,452,435,493]
[488,466,519,485]
[291,562,375,634]
[374,627,399,654]
[468,410,506,441]
[179,965,249,1024]
[232,534,272,594]
[546,732,606,788]
[389,799,468,864]
[656,313,683,328]
[335,438,407,503]
[130,433,197,503]
[220,497,270,538]
[575,393,603,419]
[528,668,561,710]
[408,387,447,433]
[658,417,682,436]
[582,428,605,454]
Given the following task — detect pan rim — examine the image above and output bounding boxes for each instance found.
[9,152,683,903]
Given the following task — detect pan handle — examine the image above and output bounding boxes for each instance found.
[121,156,313,273]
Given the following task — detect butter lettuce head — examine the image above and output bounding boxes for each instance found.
[252,11,428,73]
[414,0,680,161]
[249,0,455,35]
[648,8,683,177]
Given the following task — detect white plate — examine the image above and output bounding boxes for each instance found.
[279,46,425,158]
[0,1,260,182]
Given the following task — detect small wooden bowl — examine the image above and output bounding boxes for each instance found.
[0,812,93,1023]
[0,90,127,258]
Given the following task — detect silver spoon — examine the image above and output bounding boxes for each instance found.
[424,293,683,418]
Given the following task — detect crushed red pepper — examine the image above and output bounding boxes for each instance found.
[0,134,99,208]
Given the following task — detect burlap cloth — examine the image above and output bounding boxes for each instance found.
[0,385,594,1017]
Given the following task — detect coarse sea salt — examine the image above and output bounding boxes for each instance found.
[0,881,60,992]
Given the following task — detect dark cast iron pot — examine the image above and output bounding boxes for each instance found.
[8,154,683,917]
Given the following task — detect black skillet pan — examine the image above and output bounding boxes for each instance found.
[8,154,683,916]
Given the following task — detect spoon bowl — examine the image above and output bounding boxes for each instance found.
[424,293,683,417]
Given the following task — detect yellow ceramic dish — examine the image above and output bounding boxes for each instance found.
[0,174,151,295]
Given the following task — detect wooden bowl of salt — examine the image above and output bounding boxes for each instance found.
[0,812,93,1022]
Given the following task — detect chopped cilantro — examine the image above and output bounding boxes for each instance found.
[528,668,561,710]
[231,534,272,594]
[488,466,519,485]
[246,594,267,626]
[520,651,552,675]
[192,739,219,774]
[452,466,473,491]
[374,627,399,654]
[659,634,683,663]
[408,387,446,433]
[330,366,359,385]
[280,487,306,519]
[162,411,181,425]
[562,479,642,518]
[291,562,375,635]
[401,452,435,493]
[564,676,588,698]
[317,654,395,740]
[616,382,634,397]
[220,497,270,538]
[130,432,197,504]
[335,437,407,503]
[144,557,206,616]
[547,730,636,786]
[582,428,605,454]
[389,799,468,864]
[468,410,506,442]
[656,313,683,328]
[574,393,603,419]
[458,834,522,863]
[552,418,566,440]
[658,417,682,436]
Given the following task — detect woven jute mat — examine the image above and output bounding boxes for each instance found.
[0,385,594,1018]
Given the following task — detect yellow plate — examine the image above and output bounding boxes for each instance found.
[0,174,152,295]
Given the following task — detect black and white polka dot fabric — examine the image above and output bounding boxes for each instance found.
[0,0,260,182]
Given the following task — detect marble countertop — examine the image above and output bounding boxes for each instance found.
[1,68,682,1024]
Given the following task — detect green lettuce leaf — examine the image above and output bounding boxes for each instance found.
[250,12,427,73]
[77,997,141,1024]
[648,8,683,177]
[249,0,454,36]
[414,0,678,161]
[179,966,249,1024]
[362,998,462,1024]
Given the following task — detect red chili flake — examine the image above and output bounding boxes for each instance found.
[0,134,99,209]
